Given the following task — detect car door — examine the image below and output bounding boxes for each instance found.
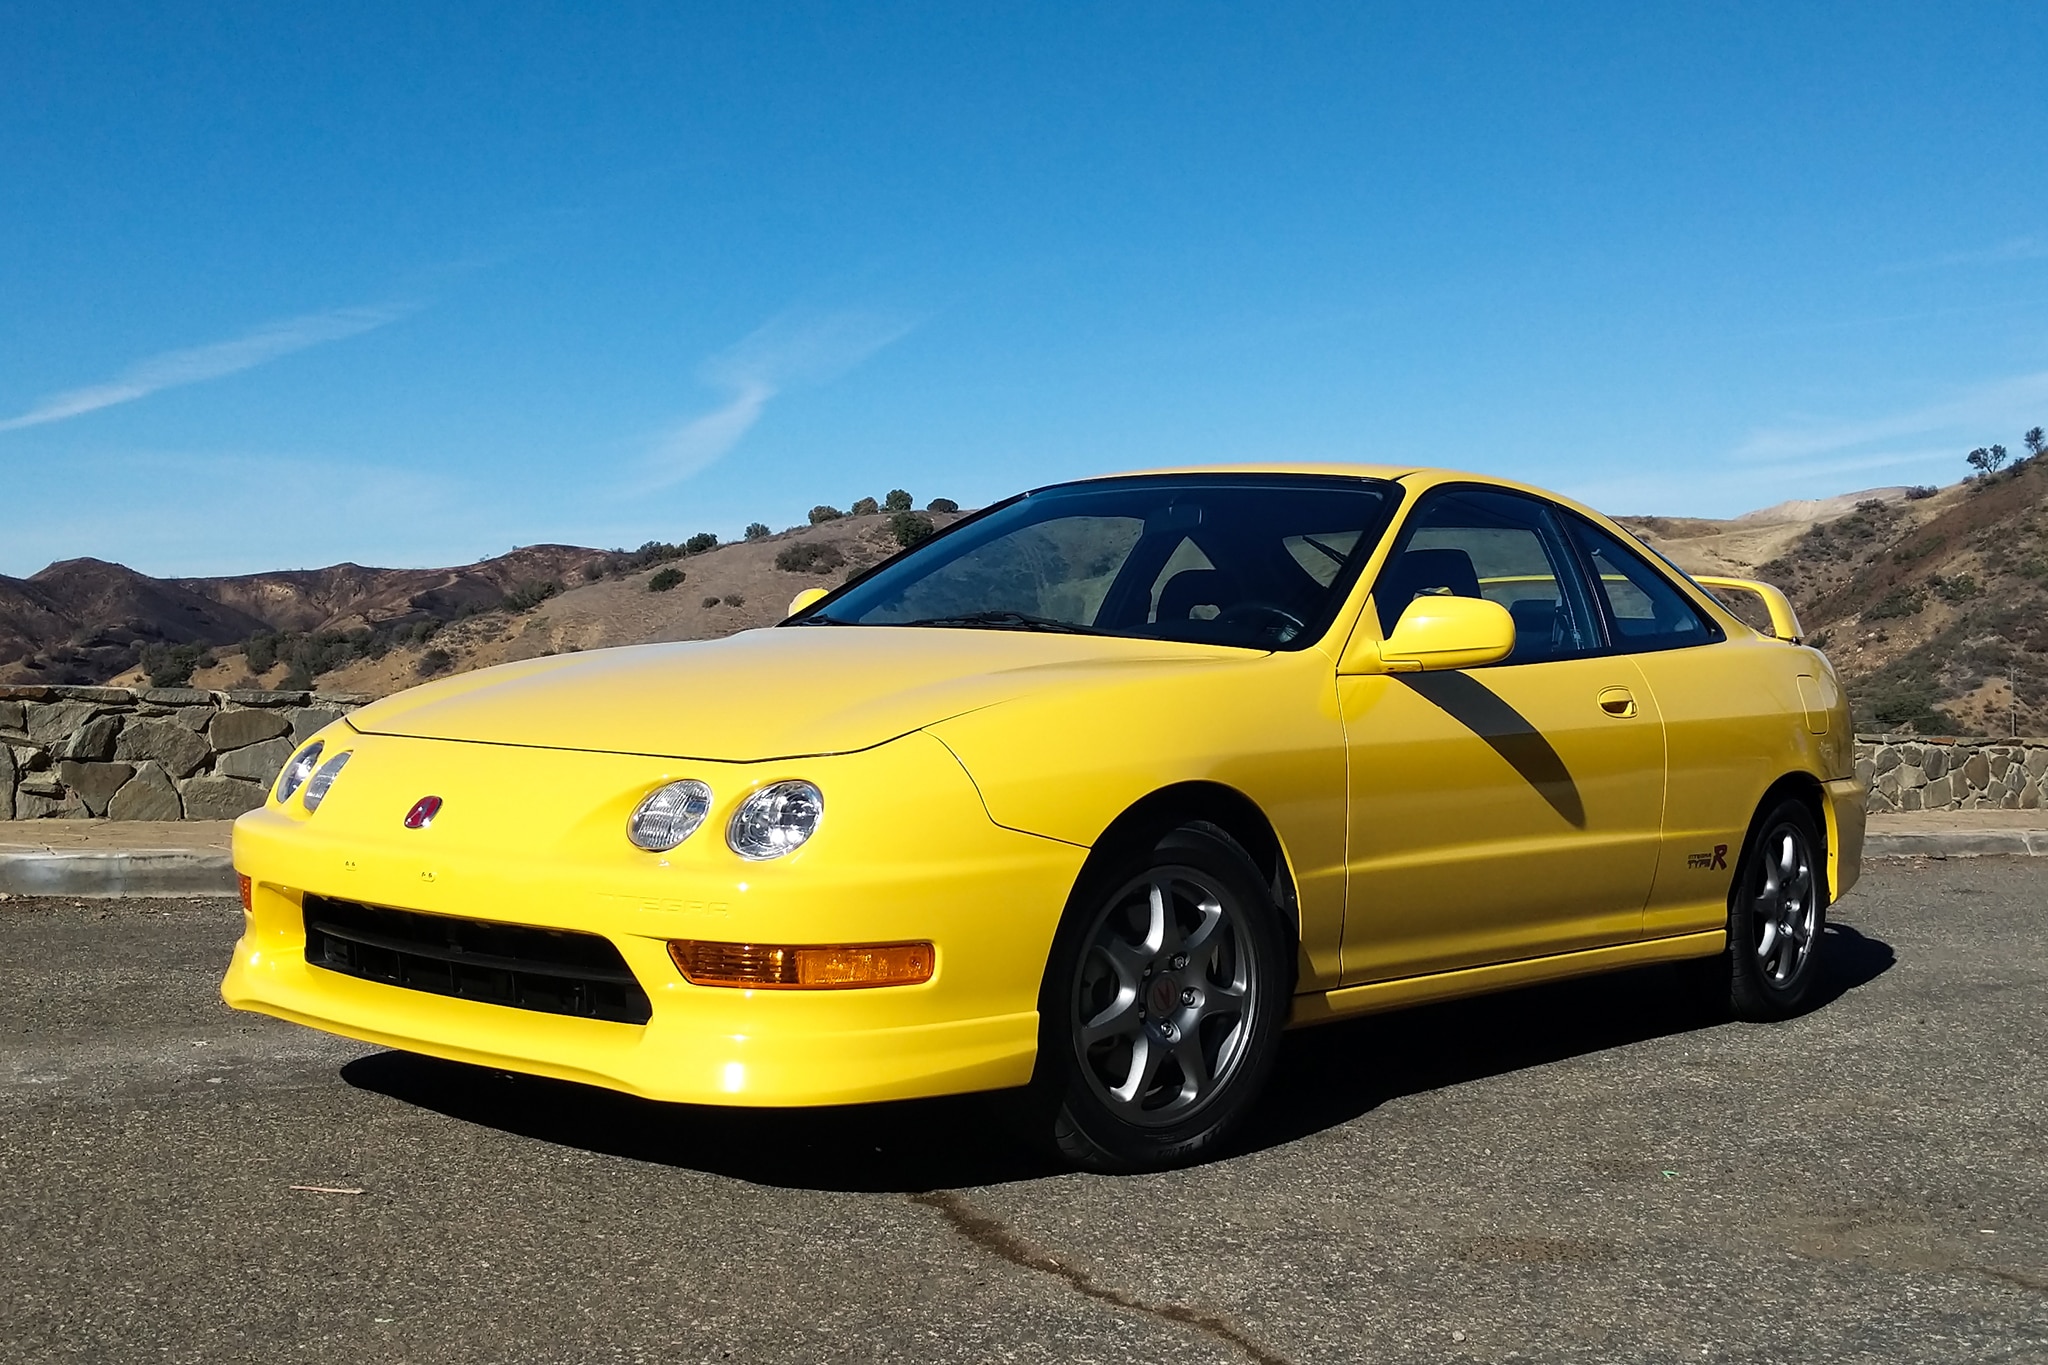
[1338,487,1667,983]
[1559,513,1780,941]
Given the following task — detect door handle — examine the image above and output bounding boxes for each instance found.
[1597,686,1637,718]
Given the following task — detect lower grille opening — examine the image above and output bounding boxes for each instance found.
[303,895,652,1025]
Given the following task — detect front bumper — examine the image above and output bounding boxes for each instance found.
[222,729,1088,1106]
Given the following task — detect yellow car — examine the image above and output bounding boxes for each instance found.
[223,465,1863,1169]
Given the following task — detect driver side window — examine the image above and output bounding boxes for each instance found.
[1373,489,1599,665]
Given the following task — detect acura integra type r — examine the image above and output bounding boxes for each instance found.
[223,466,1863,1169]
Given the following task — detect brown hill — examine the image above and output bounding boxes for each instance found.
[1625,461,2048,735]
[0,559,272,682]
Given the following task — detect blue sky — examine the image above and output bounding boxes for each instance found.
[4,2,2046,577]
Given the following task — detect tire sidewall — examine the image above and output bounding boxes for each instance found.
[1036,824,1291,1170]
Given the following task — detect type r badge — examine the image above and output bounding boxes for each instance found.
[1686,844,1729,871]
[404,796,443,829]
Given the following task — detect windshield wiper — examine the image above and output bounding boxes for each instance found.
[896,610,1107,636]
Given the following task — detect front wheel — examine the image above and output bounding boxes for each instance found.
[1036,824,1291,1171]
[1725,799,1828,1021]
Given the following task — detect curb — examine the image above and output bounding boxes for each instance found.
[1864,830,2048,859]
[0,851,235,899]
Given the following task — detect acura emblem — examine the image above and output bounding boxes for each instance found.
[404,796,443,829]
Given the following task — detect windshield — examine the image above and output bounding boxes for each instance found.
[790,474,1401,650]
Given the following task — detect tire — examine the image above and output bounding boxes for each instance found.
[1724,798,1829,1021]
[1034,823,1291,1171]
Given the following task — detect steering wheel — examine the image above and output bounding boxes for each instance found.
[1213,601,1307,642]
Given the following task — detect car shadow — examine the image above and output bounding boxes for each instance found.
[340,922,1893,1193]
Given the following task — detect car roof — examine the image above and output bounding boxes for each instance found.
[1054,463,1610,520]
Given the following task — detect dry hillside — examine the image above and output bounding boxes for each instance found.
[1624,457,2048,735]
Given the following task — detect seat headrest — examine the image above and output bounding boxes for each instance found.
[1158,569,1232,621]
[1380,547,1482,615]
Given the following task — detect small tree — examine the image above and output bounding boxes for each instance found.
[2026,427,2045,458]
[744,522,771,541]
[850,496,880,516]
[1966,446,2009,480]
[808,505,844,524]
[685,532,719,554]
[648,567,685,592]
[889,511,935,548]
[926,497,959,513]
[884,489,913,512]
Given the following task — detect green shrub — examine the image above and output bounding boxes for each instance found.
[884,489,913,512]
[808,505,844,524]
[926,497,959,513]
[685,532,719,554]
[776,541,847,573]
[850,497,880,516]
[648,567,685,592]
[141,642,210,688]
[418,648,454,678]
[701,595,721,608]
[889,511,935,548]
[504,580,561,613]
[1863,586,1924,620]
[744,522,771,541]
[723,593,744,607]
[1933,574,1980,602]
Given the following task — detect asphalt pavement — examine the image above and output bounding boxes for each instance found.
[1,859,2043,1364]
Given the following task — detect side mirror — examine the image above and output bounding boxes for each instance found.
[1374,595,1516,672]
[787,587,830,617]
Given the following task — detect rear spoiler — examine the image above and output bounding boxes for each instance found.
[1693,575,1804,643]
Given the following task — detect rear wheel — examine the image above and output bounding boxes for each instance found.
[1725,799,1828,1021]
[1036,824,1290,1171]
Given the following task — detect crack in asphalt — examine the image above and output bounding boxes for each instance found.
[909,1189,1296,1365]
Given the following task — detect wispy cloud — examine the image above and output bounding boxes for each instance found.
[1884,235,2048,273]
[0,303,412,433]
[645,311,917,487]
[1730,370,2048,465]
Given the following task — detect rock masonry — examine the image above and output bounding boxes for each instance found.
[0,686,365,821]
[2,684,2041,819]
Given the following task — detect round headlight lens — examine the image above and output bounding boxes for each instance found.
[627,779,715,852]
[727,781,823,861]
[301,751,352,812]
[275,741,323,804]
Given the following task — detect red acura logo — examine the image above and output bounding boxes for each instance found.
[403,796,443,829]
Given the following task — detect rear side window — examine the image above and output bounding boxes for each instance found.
[1565,516,1722,653]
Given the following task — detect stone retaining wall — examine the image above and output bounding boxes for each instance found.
[4,686,2043,819]
[1854,734,2046,812]
[0,686,366,821]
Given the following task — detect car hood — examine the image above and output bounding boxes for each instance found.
[345,627,1258,761]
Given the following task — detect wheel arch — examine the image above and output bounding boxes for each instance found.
[1740,771,1832,900]
[1077,781,1302,944]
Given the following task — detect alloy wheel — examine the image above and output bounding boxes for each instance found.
[1752,822,1819,986]
[1069,867,1259,1127]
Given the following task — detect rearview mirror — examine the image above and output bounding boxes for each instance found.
[1375,595,1515,672]
[787,587,829,617]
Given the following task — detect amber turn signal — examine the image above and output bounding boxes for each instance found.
[238,874,253,914]
[668,939,935,990]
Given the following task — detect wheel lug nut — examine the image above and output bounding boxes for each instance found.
[1180,987,1197,1005]
[1170,954,1188,970]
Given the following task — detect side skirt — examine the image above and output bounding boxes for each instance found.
[1288,930,1726,1028]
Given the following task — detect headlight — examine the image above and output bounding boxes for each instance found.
[727,781,823,860]
[627,779,714,851]
[301,751,352,812]
[275,741,323,804]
